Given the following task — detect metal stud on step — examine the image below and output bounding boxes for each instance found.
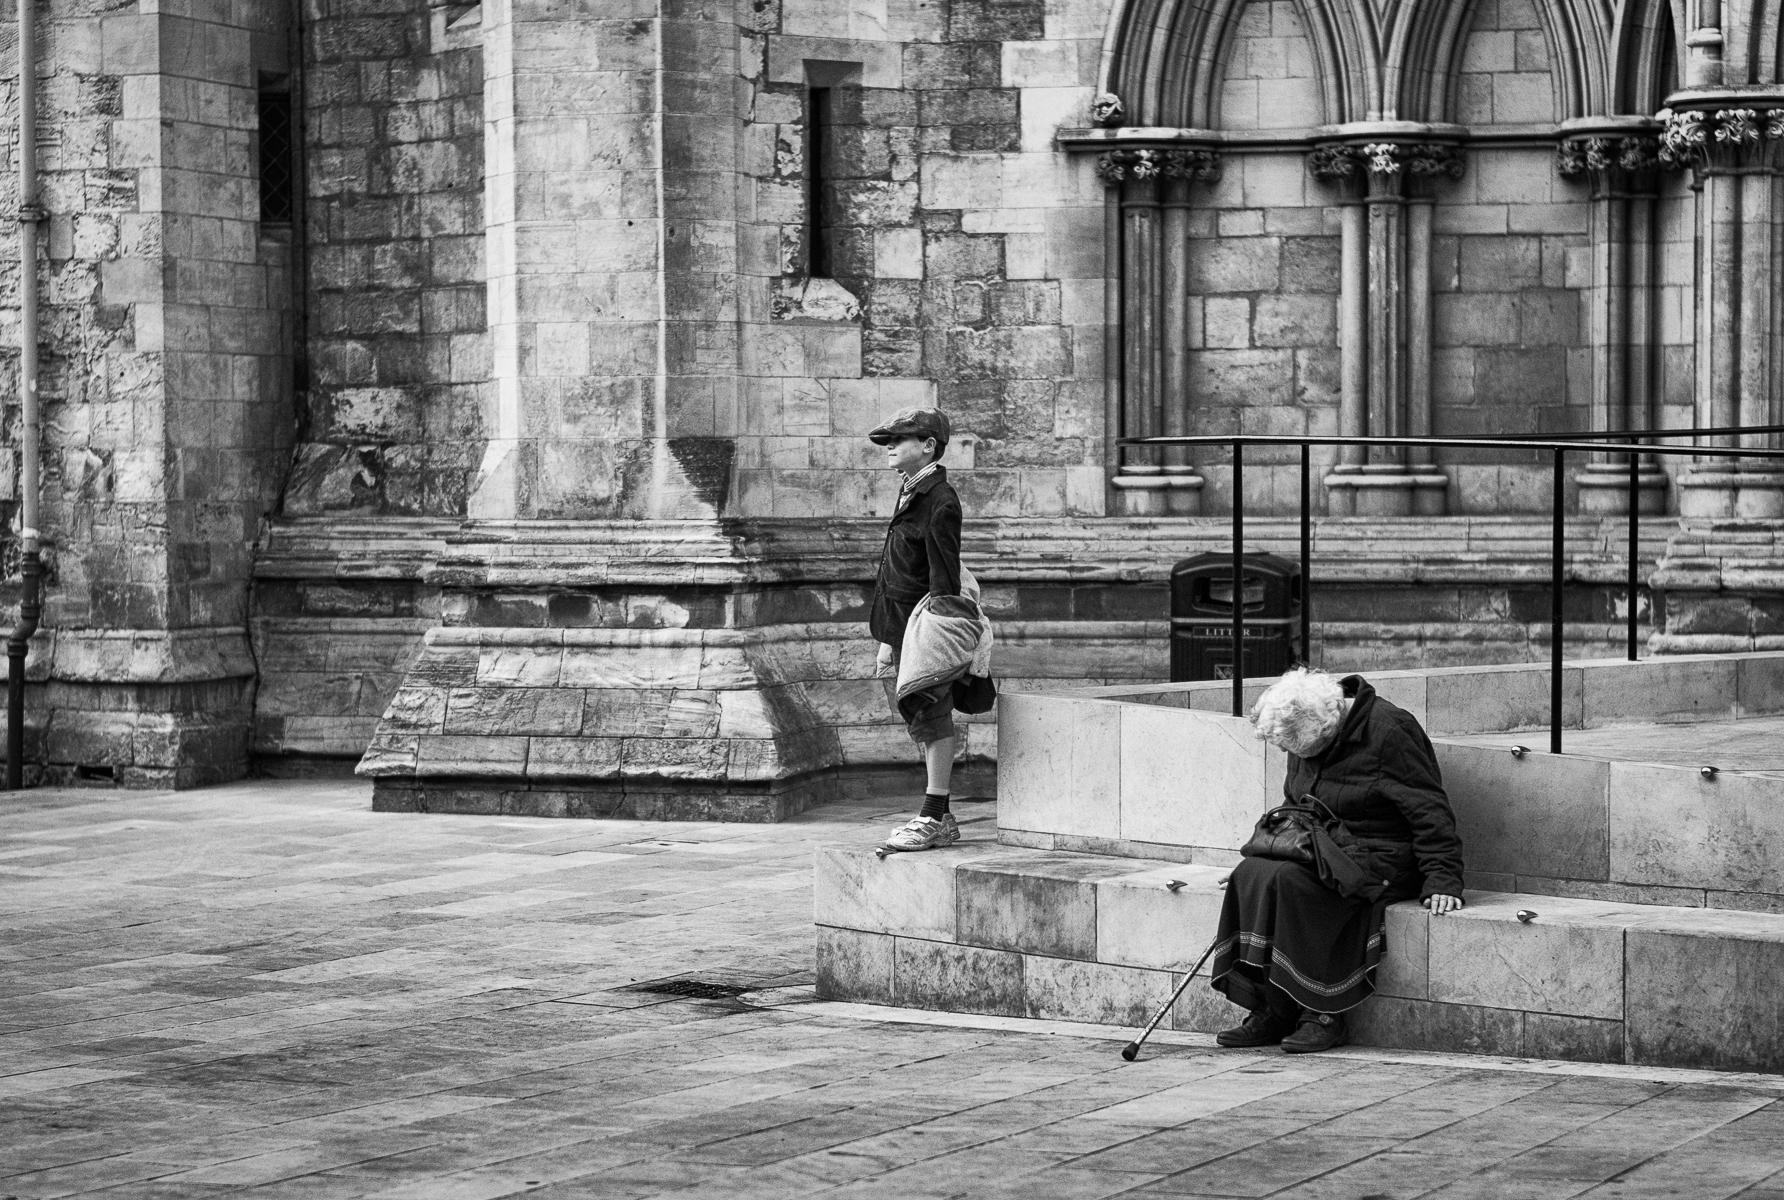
[1510,745,1529,759]
[1701,765,1719,779]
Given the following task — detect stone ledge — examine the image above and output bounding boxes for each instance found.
[814,843,1784,1071]
[26,627,257,685]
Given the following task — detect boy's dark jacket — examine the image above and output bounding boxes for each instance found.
[1282,675,1465,902]
[870,465,962,650]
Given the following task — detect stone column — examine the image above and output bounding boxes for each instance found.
[1098,148,1219,516]
[1557,128,1670,514]
[476,3,734,521]
[1660,104,1784,517]
[1309,140,1462,516]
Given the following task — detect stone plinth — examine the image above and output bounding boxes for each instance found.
[332,516,1685,818]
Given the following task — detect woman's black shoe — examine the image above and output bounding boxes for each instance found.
[1215,1010,1295,1048]
[1281,1011,1349,1054]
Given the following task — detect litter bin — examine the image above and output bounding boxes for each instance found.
[1169,551,1301,682]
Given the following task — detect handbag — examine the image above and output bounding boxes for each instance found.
[952,672,997,714]
[1240,796,1392,903]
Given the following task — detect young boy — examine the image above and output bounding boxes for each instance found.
[867,406,963,851]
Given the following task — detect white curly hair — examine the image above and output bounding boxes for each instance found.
[1249,667,1347,758]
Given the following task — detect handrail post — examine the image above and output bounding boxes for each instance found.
[1300,443,1311,666]
[1627,450,1639,661]
[1551,446,1564,755]
[1231,439,1244,718]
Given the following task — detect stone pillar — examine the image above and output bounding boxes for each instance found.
[1557,127,1670,515]
[1659,104,1784,518]
[475,3,733,521]
[5,4,295,786]
[1097,148,1219,516]
[1309,139,1462,516]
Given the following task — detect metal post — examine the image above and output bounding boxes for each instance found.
[1551,447,1565,755]
[8,0,43,791]
[1231,440,1244,718]
[1299,443,1311,665]
[1627,450,1639,661]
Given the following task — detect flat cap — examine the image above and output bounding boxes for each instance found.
[868,406,950,447]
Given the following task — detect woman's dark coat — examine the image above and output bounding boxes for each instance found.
[1283,674,1465,901]
[869,466,962,650]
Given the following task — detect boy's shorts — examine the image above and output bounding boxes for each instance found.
[878,646,957,745]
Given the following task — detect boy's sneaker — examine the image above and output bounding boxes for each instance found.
[883,813,960,852]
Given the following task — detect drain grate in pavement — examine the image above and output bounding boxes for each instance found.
[619,977,754,1001]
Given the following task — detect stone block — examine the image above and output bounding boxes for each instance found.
[1426,894,1625,1019]
[356,734,419,776]
[813,844,959,941]
[996,692,1121,840]
[893,938,1024,1016]
[957,857,1113,960]
[1254,294,1335,347]
[1203,297,1250,348]
[1608,763,1784,894]
[1347,995,1524,1057]
[921,153,1003,212]
[377,686,447,733]
[558,644,705,689]
[1424,664,1582,734]
[1023,955,1173,1025]
[1737,655,1784,715]
[1120,706,1267,851]
[1436,743,1608,883]
[1171,974,1249,1033]
[1375,902,1429,999]
[1094,864,1227,970]
[444,687,583,736]
[1189,236,1280,294]
[415,734,528,779]
[1522,1012,1624,1064]
[1580,656,1739,726]
[526,736,621,780]
[816,926,895,1004]
[1626,912,1784,1071]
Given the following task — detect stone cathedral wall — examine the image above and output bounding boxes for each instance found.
[2,0,1779,794]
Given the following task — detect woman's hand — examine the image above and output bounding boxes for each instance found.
[875,643,895,675]
[1423,893,1463,915]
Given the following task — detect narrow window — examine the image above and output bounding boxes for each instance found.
[258,79,294,225]
[805,86,833,278]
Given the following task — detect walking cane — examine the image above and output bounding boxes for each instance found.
[1119,931,1223,1062]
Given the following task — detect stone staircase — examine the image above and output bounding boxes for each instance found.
[814,653,1784,1073]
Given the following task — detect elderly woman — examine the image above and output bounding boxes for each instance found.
[1210,668,1464,1054]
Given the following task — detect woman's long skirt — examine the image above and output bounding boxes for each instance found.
[1209,856,1388,1015]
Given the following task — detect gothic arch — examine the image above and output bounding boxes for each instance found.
[1106,0,1367,128]
[1388,0,1614,123]
[1607,0,1684,112]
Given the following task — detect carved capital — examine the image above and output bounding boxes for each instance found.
[1307,141,1463,183]
[1556,134,1663,182]
[1096,147,1222,187]
[1658,106,1784,171]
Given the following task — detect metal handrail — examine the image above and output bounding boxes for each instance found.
[1119,428,1784,752]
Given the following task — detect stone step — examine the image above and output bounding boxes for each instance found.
[814,841,1784,1073]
